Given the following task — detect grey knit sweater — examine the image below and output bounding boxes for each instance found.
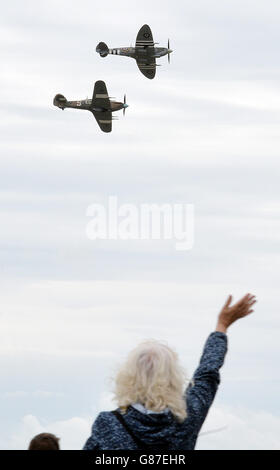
[83,331,227,450]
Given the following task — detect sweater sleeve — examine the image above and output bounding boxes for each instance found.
[185,332,228,432]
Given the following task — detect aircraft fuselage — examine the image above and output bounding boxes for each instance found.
[108,46,170,60]
[54,98,125,113]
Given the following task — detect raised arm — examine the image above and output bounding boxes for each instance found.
[186,293,256,434]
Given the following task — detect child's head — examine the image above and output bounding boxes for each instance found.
[28,432,60,450]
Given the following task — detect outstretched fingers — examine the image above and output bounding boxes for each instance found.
[233,294,256,318]
[245,295,257,310]
[238,293,256,307]
[240,295,257,316]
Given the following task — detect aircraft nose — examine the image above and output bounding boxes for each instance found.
[123,103,129,108]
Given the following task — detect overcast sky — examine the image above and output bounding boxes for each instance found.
[1,0,280,449]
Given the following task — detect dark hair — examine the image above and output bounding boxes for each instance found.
[28,433,60,450]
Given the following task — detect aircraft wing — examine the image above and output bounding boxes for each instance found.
[136,58,156,79]
[135,25,156,78]
[92,110,112,133]
[135,24,154,48]
[92,80,111,110]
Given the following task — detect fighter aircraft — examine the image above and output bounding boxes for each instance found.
[96,24,172,79]
[53,80,128,133]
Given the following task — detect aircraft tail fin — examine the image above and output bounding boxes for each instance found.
[96,42,109,57]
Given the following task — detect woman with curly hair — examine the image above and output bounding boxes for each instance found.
[83,293,256,450]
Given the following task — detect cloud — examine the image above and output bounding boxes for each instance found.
[197,406,280,450]
[3,391,65,398]
[2,404,279,450]
[1,414,92,450]
[0,0,280,452]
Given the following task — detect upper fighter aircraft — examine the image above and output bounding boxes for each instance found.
[53,80,128,133]
[96,24,172,79]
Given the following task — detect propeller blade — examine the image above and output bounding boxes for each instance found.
[168,39,171,63]
[123,94,127,116]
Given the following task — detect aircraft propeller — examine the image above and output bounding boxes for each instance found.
[168,39,171,63]
[123,94,128,116]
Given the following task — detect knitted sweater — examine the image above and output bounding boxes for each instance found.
[83,331,227,450]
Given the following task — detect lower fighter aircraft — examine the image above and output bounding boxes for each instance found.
[96,24,172,79]
[53,80,128,133]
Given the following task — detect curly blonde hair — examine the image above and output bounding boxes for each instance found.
[114,340,188,422]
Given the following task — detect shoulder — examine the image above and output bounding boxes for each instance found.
[92,410,116,427]
[85,410,129,450]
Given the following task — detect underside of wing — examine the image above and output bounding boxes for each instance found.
[136,58,156,79]
[135,24,154,48]
[92,80,111,110]
[92,110,112,133]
